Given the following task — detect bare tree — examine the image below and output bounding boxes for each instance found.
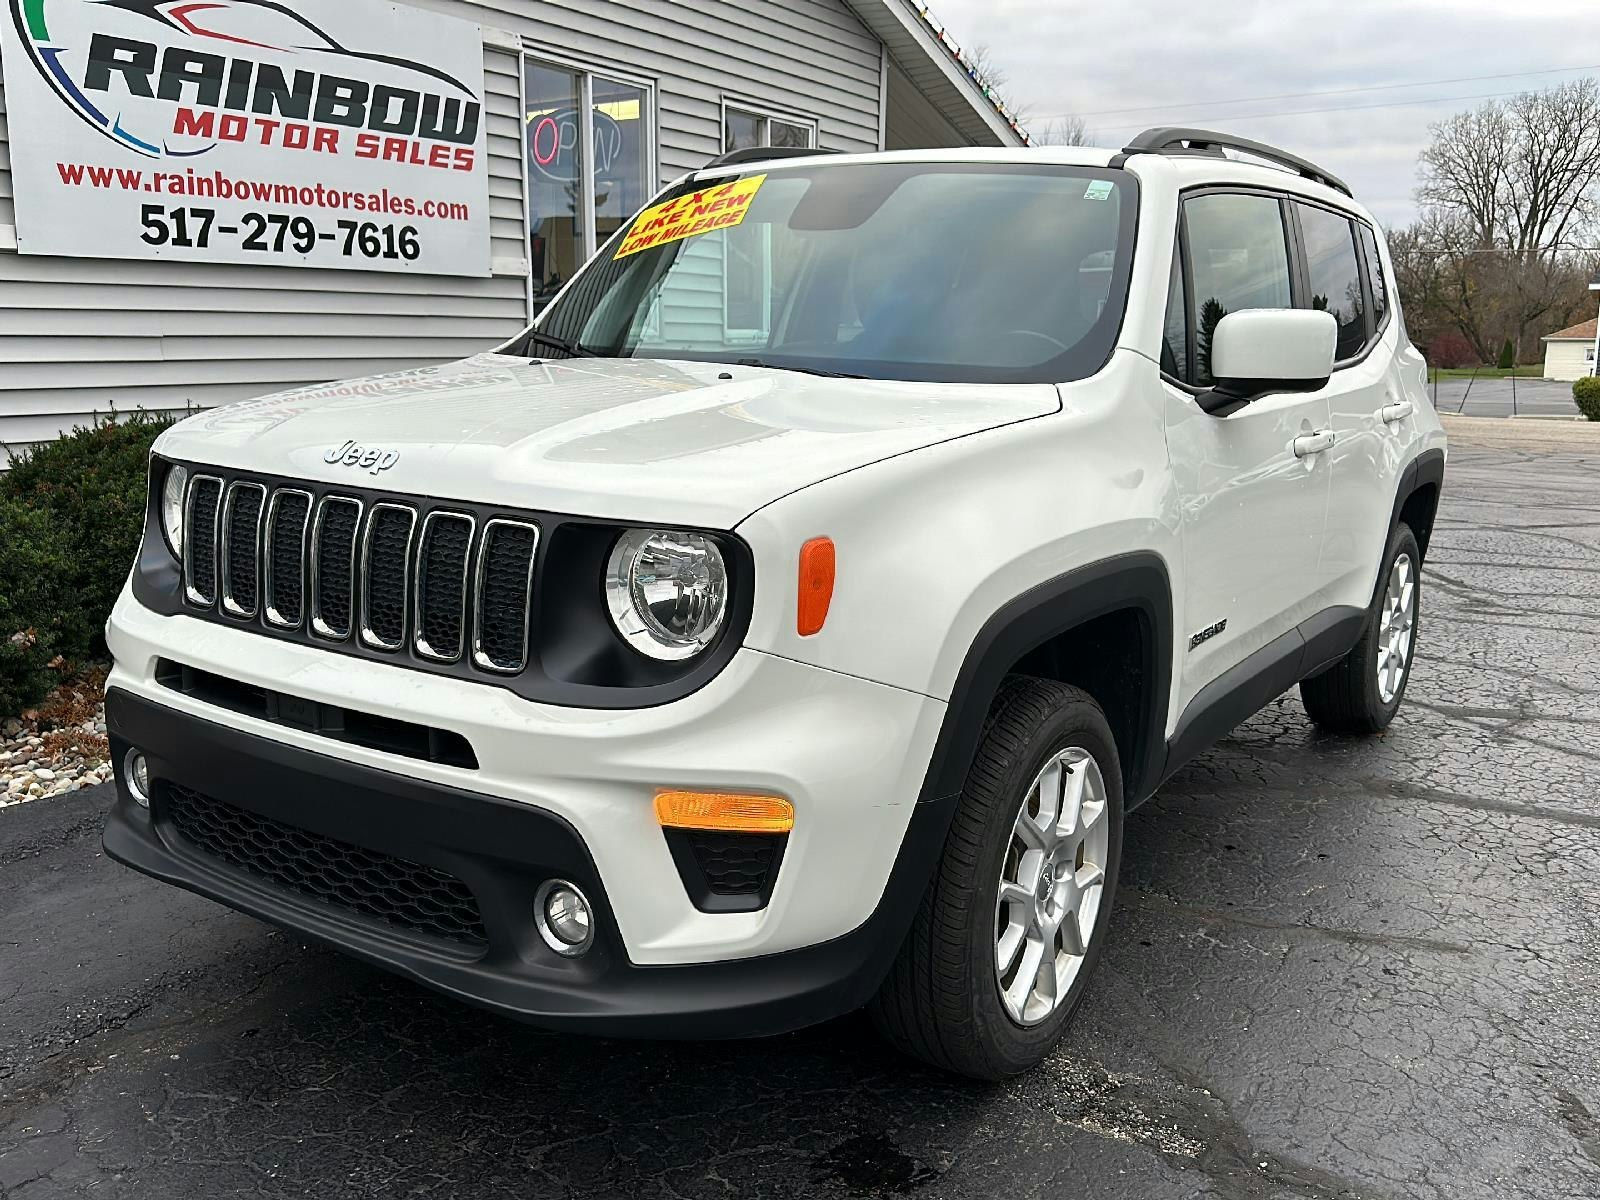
[1033,115,1093,147]
[1409,79,1600,359]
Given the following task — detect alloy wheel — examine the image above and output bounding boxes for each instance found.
[993,747,1110,1026]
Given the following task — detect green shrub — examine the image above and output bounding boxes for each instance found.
[1,412,173,669]
[0,497,73,718]
[1575,376,1600,421]
[1497,338,1516,370]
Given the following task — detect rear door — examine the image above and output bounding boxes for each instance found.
[1295,205,1409,614]
[1162,189,1334,716]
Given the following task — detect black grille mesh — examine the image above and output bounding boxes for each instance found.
[224,485,265,614]
[476,523,537,670]
[417,515,472,659]
[688,833,782,896]
[314,499,360,638]
[163,783,487,947]
[266,492,310,626]
[362,506,414,648]
[186,478,222,604]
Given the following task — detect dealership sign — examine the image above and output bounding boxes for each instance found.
[0,0,491,274]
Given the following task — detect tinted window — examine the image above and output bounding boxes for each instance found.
[1359,223,1388,327]
[1298,203,1366,360]
[1184,193,1293,386]
[1162,247,1188,379]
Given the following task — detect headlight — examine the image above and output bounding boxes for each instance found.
[160,462,189,558]
[605,529,729,660]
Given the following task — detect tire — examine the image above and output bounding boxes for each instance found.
[870,676,1123,1081]
[1300,522,1422,734]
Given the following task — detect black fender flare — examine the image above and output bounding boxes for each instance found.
[914,551,1174,812]
[1389,447,1447,560]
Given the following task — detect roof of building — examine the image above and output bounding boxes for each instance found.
[844,0,1028,147]
[1543,318,1598,342]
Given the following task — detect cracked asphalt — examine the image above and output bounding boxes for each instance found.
[4,435,1599,1199]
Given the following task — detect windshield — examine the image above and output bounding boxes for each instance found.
[511,162,1138,385]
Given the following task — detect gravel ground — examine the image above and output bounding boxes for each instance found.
[0,669,111,810]
[2,435,1598,1199]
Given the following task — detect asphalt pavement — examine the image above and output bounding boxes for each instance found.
[4,435,1599,1200]
[1427,376,1578,418]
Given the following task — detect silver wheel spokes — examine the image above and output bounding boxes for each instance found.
[994,747,1109,1026]
[1376,552,1416,704]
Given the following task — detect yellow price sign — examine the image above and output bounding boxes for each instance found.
[614,175,767,259]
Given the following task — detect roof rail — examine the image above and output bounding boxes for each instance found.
[702,146,840,171]
[1120,127,1352,197]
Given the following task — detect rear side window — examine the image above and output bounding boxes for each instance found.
[1359,223,1389,328]
[1181,192,1293,386]
[1296,203,1366,361]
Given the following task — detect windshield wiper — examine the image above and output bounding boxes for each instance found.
[736,357,865,379]
[516,330,603,358]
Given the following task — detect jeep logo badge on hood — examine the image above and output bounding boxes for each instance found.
[326,440,398,475]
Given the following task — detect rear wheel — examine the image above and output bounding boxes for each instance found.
[1301,523,1422,734]
[870,677,1123,1080]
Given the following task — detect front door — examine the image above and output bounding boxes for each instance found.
[1161,189,1334,717]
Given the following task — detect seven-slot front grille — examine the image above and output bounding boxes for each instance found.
[182,478,541,676]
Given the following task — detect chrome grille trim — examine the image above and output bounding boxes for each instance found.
[219,482,267,620]
[182,474,224,608]
[309,496,363,642]
[471,519,540,674]
[262,489,313,629]
[413,512,475,663]
[359,503,418,652]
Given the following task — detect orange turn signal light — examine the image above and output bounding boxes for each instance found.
[654,790,795,834]
[797,536,835,637]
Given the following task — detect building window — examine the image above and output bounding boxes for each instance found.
[722,104,816,153]
[525,58,654,308]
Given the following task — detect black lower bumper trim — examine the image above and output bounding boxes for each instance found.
[103,689,956,1039]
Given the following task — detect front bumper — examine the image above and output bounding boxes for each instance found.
[105,689,957,1037]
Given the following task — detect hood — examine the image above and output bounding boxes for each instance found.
[155,354,1060,527]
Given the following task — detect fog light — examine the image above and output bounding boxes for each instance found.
[535,879,594,957]
[124,750,150,807]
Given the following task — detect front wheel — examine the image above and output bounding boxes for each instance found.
[870,677,1123,1080]
[1301,523,1422,734]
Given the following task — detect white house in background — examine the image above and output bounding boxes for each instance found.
[1542,318,1599,382]
[1543,269,1600,382]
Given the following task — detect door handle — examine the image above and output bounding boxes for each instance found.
[1293,430,1336,457]
[1379,401,1414,424]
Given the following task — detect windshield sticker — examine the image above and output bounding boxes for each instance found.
[614,175,768,259]
[1083,179,1114,201]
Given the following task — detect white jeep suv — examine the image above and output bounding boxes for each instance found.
[105,129,1446,1079]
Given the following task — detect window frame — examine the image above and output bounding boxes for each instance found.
[719,97,820,154]
[715,100,818,341]
[1162,183,1393,392]
[521,51,659,314]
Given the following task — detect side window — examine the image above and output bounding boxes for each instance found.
[1358,223,1389,329]
[1161,247,1188,380]
[1296,203,1367,361]
[1183,192,1293,386]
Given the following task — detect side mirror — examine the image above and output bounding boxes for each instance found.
[1198,309,1338,415]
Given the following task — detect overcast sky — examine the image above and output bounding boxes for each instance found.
[931,0,1600,229]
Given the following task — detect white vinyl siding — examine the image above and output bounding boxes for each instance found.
[0,38,529,457]
[0,0,916,455]
[1543,339,1595,383]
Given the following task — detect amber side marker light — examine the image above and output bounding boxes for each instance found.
[797,536,835,636]
[655,790,795,834]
